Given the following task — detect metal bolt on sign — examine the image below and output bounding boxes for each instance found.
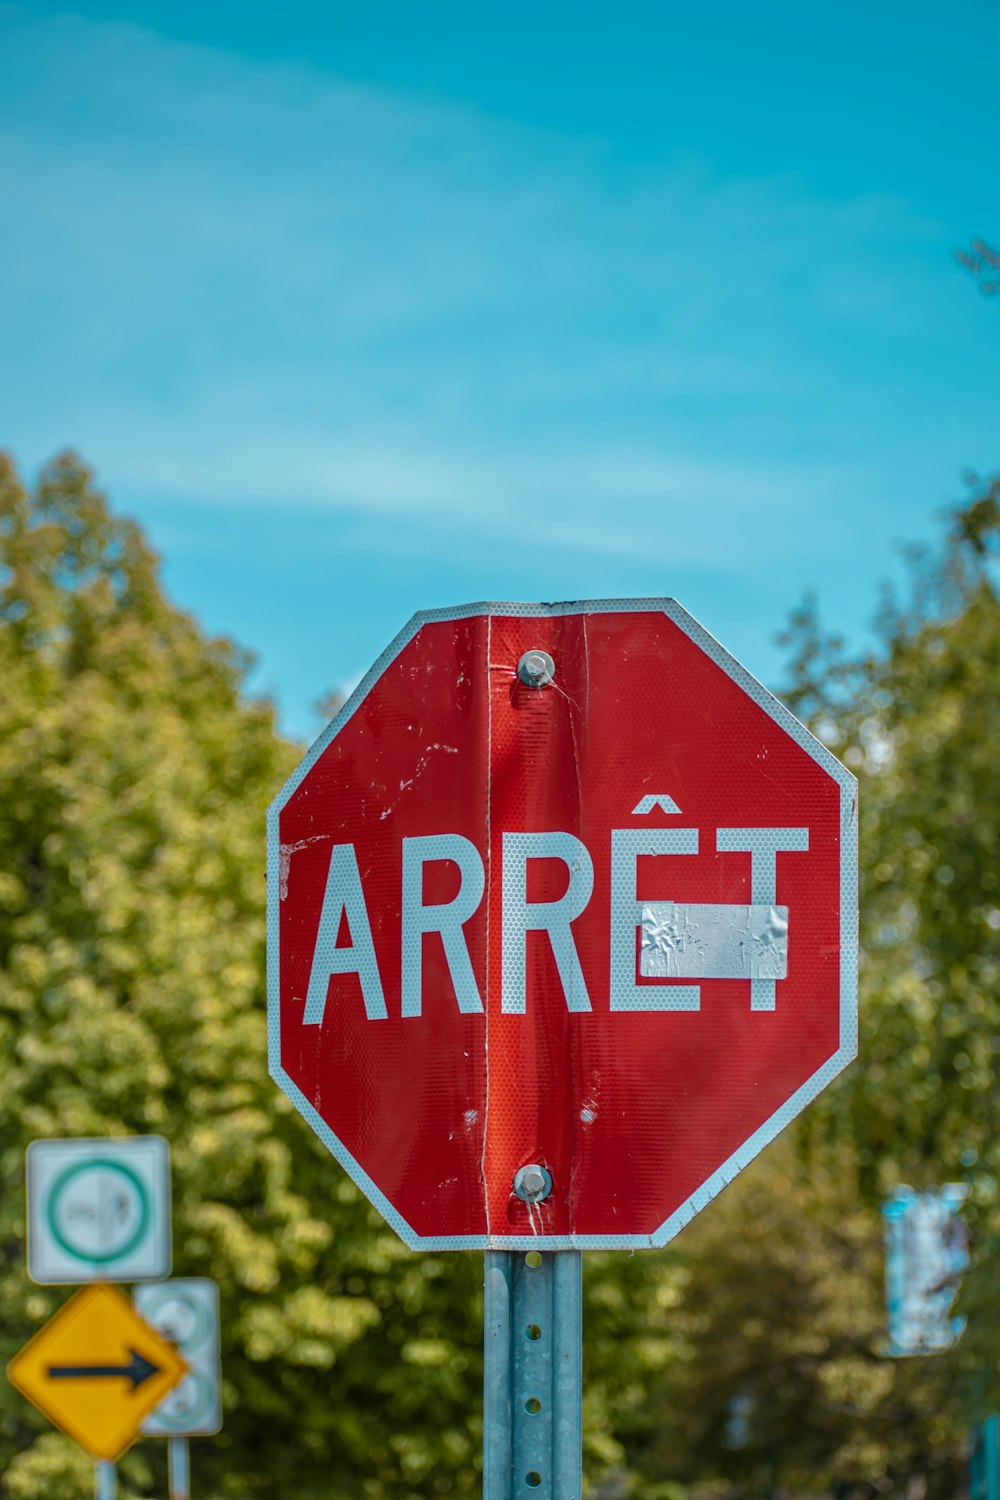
[513,1165,553,1204]
[516,650,556,688]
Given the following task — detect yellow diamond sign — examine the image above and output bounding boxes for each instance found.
[7,1283,188,1461]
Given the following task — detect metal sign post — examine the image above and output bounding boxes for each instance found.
[168,1435,191,1500]
[484,1252,582,1500]
[94,1461,116,1499]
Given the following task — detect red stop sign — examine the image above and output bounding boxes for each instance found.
[267,601,857,1249]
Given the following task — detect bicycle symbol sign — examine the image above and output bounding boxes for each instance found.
[48,1159,150,1264]
[27,1138,171,1284]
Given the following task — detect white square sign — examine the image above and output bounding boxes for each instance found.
[26,1136,172,1284]
[135,1279,222,1437]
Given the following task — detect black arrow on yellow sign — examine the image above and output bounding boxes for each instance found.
[47,1350,161,1390]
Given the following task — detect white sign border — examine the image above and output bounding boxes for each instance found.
[267,598,858,1251]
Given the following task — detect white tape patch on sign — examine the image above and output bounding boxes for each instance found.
[640,902,789,980]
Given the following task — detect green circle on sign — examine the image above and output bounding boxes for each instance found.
[47,1158,151,1264]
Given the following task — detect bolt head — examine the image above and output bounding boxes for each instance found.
[513,1163,553,1203]
[517,650,555,689]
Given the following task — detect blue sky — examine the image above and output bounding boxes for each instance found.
[1,1,997,740]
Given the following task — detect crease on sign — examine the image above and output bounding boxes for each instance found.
[378,744,459,821]
[547,615,585,716]
[564,612,590,1227]
[480,614,493,1238]
[278,835,331,900]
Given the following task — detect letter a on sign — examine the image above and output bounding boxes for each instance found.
[268,600,857,1250]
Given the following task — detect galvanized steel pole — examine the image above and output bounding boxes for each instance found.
[94,1461,116,1500]
[483,1251,582,1500]
[169,1436,191,1500]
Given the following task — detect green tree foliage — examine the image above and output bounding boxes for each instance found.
[808,482,1000,1195]
[956,239,1000,298]
[796,478,1000,1440]
[0,453,489,1499]
[613,477,1000,1500]
[612,1141,970,1500]
[0,453,673,1500]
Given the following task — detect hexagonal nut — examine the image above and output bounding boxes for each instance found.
[517,650,555,688]
[513,1164,553,1203]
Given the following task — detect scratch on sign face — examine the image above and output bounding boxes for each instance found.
[379,744,458,820]
[279,835,332,899]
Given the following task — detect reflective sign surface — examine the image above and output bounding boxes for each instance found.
[7,1284,187,1461]
[268,601,857,1249]
[136,1278,222,1437]
[26,1136,172,1285]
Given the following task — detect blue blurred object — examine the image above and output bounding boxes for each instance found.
[883,1184,969,1356]
[971,1414,999,1500]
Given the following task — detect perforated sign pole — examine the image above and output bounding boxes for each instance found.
[484,1251,582,1500]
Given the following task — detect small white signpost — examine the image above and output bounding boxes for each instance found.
[135,1278,222,1500]
[135,1279,221,1437]
[26,1137,172,1285]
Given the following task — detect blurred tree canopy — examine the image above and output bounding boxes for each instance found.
[0,453,669,1500]
[0,453,490,1500]
[615,476,1000,1500]
[1,451,999,1500]
[956,239,1000,298]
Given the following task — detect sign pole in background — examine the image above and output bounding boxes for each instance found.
[484,1251,582,1500]
[168,1435,191,1500]
[134,1276,222,1500]
[972,1414,1000,1500]
[94,1460,116,1500]
[6,1139,227,1497]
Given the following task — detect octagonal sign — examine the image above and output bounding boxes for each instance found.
[267,600,857,1250]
